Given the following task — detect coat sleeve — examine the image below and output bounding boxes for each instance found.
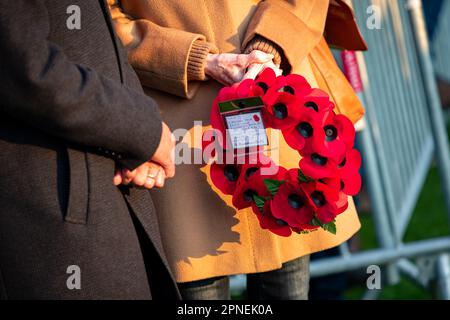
[108,0,218,99]
[0,0,163,170]
[242,0,330,73]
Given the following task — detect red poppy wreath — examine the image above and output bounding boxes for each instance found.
[203,68,362,237]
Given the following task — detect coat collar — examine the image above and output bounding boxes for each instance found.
[326,0,368,50]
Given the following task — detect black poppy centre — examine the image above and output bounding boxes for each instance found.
[304,101,319,112]
[256,81,269,93]
[324,125,338,142]
[278,85,295,95]
[311,191,326,208]
[245,167,259,179]
[288,194,304,209]
[223,165,239,182]
[272,103,288,119]
[243,189,258,202]
[297,122,313,138]
[311,153,328,166]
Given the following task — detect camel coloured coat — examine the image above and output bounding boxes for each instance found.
[108,0,367,283]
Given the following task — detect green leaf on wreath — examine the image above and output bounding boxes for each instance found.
[298,169,313,183]
[264,179,285,196]
[253,195,266,214]
[311,217,323,227]
[323,221,337,235]
[310,217,336,234]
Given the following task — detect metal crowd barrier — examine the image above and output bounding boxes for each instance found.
[309,0,450,299]
[429,0,450,83]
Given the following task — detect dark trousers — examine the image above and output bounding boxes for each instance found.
[177,256,309,300]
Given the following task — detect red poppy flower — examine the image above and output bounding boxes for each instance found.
[208,69,360,236]
[210,162,242,195]
[270,170,316,229]
[262,92,302,130]
[336,148,362,196]
[252,201,293,237]
[281,89,335,154]
[232,157,286,210]
[299,152,338,180]
[232,171,267,210]
[295,88,335,114]
[236,78,265,98]
[254,68,278,94]
[315,176,349,214]
[267,73,311,97]
[301,181,341,224]
[282,108,331,153]
[313,113,356,162]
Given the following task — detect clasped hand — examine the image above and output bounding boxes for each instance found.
[205,50,282,85]
[114,122,176,189]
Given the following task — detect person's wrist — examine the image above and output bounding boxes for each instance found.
[205,53,216,77]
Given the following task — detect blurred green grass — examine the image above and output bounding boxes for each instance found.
[344,126,450,299]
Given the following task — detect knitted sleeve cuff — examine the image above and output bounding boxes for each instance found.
[187,40,216,81]
[244,35,283,66]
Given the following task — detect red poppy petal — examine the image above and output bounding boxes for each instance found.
[253,202,293,237]
[286,74,310,89]
[236,79,264,98]
[299,157,337,180]
[218,85,238,101]
[300,89,335,113]
[202,129,219,162]
[284,168,301,186]
[268,74,311,97]
[256,68,277,87]
[315,139,348,162]
[210,163,240,195]
[336,192,349,214]
[319,181,340,202]
[342,173,361,196]
[282,127,306,151]
[293,207,315,226]
[333,114,356,148]
[340,149,362,177]
[317,207,337,224]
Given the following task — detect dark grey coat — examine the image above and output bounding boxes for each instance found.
[0,0,179,299]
